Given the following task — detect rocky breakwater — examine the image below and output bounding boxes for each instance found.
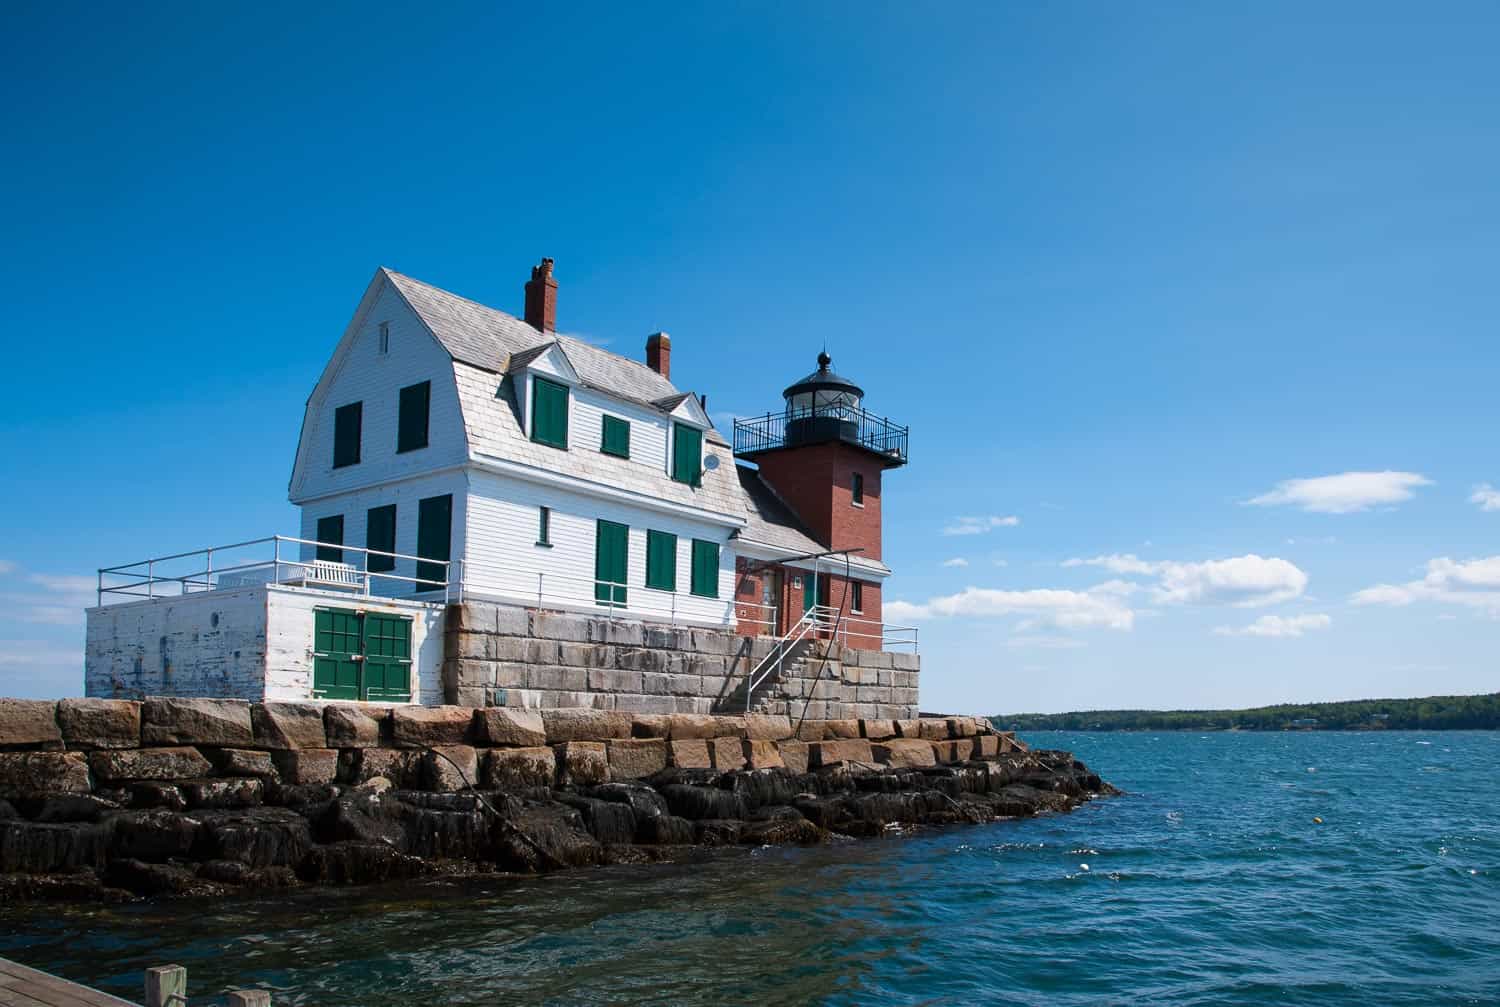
[0,697,1116,901]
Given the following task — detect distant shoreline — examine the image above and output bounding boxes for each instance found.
[992,691,1500,733]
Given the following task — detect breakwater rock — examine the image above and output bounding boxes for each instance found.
[0,698,1115,902]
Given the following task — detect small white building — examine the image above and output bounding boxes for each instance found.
[87,259,913,709]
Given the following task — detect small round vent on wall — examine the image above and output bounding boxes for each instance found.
[703,454,721,471]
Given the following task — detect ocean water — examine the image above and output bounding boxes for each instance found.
[3,731,1499,1006]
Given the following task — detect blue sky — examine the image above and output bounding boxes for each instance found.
[2,2,1498,712]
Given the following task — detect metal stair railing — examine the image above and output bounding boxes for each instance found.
[740,604,834,709]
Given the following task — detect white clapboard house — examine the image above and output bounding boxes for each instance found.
[87,259,909,705]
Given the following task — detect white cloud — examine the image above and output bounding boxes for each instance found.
[1351,555,1500,615]
[1152,555,1307,608]
[942,515,1020,536]
[885,584,1134,631]
[1214,613,1332,638]
[941,557,969,568]
[1066,553,1307,607]
[991,558,1009,568]
[1063,553,1159,575]
[1246,471,1431,514]
[0,567,98,627]
[1470,484,1500,512]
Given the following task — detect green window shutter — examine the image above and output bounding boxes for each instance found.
[531,377,569,449]
[315,515,344,563]
[365,504,397,573]
[601,415,631,458]
[416,494,452,592]
[672,424,703,485]
[397,381,430,453]
[537,506,551,546]
[645,530,677,591]
[594,519,628,607]
[690,539,719,598]
[333,402,362,468]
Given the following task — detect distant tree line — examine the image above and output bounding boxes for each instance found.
[992,693,1500,732]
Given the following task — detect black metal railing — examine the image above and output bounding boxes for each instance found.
[733,405,909,463]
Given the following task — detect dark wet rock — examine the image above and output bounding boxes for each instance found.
[742,817,827,846]
[111,810,201,862]
[557,795,636,845]
[296,842,430,885]
[660,784,746,821]
[182,778,264,810]
[197,808,315,869]
[197,859,299,888]
[0,819,111,873]
[32,794,121,823]
[635,813,695,845]
[585,781,669,821]
[264,781,341,808]
[492,803,602,872]
[128,782,187,811]
[695,819,744,846]
[105,858,225,897]
[311,794,407,850]
[0,740,1112,902]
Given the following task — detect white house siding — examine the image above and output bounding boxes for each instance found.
[86,588,270,700]
[570,384,671,476]
[463,470,737,627]
[297,470,469,598]
[263,586,445,705]
[289,281,469,505]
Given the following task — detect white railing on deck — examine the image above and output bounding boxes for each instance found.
[96,536,919,652]
[97,535,453,606]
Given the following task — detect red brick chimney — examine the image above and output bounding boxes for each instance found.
[524,258,557,332]
[646,331,671,380]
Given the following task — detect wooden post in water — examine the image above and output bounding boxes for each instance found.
[226,992,272,1006]
[145,964,187,1007]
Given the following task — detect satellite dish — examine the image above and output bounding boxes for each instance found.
[703,454,721,471]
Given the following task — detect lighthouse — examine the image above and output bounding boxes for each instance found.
[731,352,908,647]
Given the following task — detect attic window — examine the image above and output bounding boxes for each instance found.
[378,322,390,355]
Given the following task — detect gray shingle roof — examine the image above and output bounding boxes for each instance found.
[735,465,825,554]
[384,269,681,410]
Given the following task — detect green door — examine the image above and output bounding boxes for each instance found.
[313,607,362,700]
[595,519,628,607]
[361,612,413,702]
[312,607,412,702]
[803,572,827,614]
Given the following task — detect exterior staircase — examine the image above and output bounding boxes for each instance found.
[718,637,814,714]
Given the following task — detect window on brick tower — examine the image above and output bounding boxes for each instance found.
[851,581,864,613]
[851,471,864,506]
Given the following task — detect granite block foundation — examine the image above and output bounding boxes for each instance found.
[0,695,1111,903]
[444,600,921,719]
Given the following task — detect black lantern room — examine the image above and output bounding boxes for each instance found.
[733,352,908,467]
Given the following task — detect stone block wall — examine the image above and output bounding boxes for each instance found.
[443,601,921,717]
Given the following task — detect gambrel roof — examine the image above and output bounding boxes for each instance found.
[384,270,682,412]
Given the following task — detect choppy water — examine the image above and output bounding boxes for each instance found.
[3,731,1499,1005]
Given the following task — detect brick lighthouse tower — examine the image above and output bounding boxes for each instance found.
[732,352,909,648]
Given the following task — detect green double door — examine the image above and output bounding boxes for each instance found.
[313,607,413,702]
